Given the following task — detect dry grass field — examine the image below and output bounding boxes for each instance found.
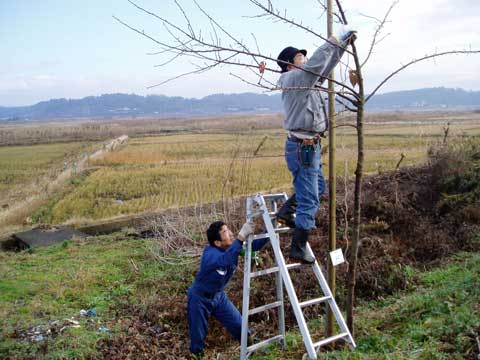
[1,111,479,229]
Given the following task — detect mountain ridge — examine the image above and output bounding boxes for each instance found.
[1,87,479,122]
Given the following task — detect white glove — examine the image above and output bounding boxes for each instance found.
[335,24,357,42]
[238,222,255,241]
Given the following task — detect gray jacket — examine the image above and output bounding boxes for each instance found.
[278,37,348,134]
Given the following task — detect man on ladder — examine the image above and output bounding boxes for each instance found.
[276,26,357,264]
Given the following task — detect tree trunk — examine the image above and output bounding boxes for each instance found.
[346,41,365,335]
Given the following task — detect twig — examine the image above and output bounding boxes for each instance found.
[443,122,450,144]
[395,153,406,171]
[253,135,268,156]
[361,1,398,68]
[129,258,139,273]
[249,0,354,56]
[334,0,348,24]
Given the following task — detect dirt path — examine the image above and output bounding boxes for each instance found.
[0,135,129,237]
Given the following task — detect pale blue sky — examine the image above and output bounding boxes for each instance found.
[1,0,479,106]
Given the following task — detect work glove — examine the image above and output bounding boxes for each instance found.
[238,222,255,241]
[335,24,357,43]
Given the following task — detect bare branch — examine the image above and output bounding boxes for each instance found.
[315,0,342,23]
[249,0,353,56]
[116,0,362,109]
[357,12,383,23]
[148,52,239,88]
[361,1,398,68]
[173,0,196,37]
[251,33,261,55]
[395,153,406,171]
[229,72,274,91]
[367,49,480,102]
[335,97,358,112]
[228,71,359,103]
[115,13,361,97]
[153,52,184,67]
[334,0,348,24]
[192,0,260,65]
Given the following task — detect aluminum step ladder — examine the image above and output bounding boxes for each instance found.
[240,193,356,359]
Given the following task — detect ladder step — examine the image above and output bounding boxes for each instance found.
[313,332,349,349]
[247,334,284,353]
[248,301,282,316]
[299,296,331,308]
[274,226,291,233]
[250,262,303,278]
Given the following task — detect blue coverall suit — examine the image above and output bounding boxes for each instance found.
[188,237,268,354]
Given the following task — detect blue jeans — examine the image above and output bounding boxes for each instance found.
[285,139,326,230]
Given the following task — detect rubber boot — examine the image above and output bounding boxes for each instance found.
[276,194,297,228]
[289,228,315,264]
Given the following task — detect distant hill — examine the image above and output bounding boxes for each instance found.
[366,87,480,110]
[0,93,282,122]
[1,87,479,122]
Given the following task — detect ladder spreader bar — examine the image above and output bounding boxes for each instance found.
[313,332,349,349]
[299,296,331,308]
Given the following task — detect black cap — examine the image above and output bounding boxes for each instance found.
[277,47,307,73]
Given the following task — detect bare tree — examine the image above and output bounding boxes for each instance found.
[115,0,480,337]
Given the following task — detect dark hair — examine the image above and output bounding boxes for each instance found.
[207,221,226,246]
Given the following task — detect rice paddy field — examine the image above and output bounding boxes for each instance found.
[15,112,478,226]
[0,141,98,205]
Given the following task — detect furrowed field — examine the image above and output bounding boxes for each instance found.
[1,112,479,230]
[28,113,480,226]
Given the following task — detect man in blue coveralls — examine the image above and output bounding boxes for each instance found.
[187,220,268,358]
[275,26,357,264]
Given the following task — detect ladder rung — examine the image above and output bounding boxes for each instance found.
[249,227,289,241]
[247,334,284,353]
[250,262,303,278]
[251,233,270,240]
[250,210,264,218]
[299,296,331,308]
[313,332,349,349]
[248,301,282,315]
